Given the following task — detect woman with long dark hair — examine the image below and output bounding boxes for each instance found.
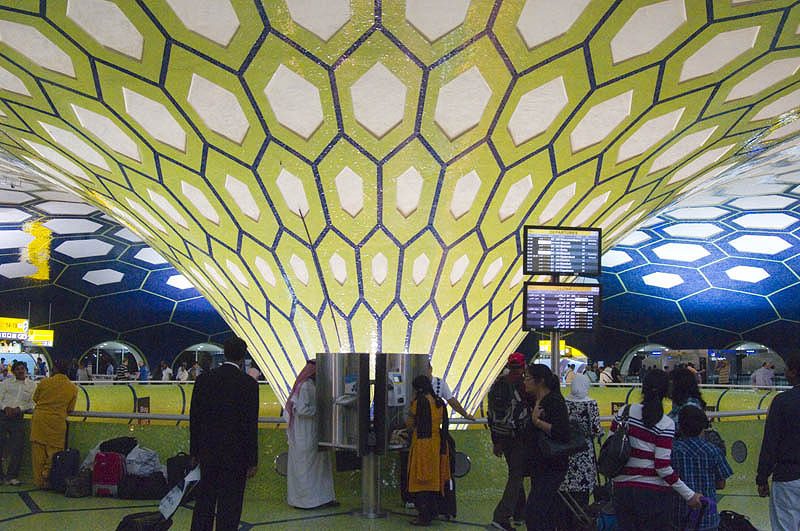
[405,375,451,526]
[611,369,703,530]
[522,363,570,531]
[668,367,707,431]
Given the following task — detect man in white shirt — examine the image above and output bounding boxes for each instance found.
[161,361,173,381]
[751,363,774,387]
[0,362,36,485]
[427,362,475,421]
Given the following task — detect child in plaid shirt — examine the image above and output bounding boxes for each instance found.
[671,405,733,530]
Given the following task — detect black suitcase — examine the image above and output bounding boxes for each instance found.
[119,472,169,500]
[115,511,172,531]
[49,448,80,493]
[166,452,195,501]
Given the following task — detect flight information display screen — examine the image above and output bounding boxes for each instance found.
[522,282,601,331]
[523,226,601,276]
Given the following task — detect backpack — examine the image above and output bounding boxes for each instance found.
[597,405,631,478]
[49,448,80,493]
[487,377,528,438]
[718,510,758,531]
[64,468,92,498]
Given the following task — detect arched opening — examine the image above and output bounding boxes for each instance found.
[79,341,147,380]
[620,343,674,381]
[533,339,589,380]
[172,342,223,380]
[726,341,786,385]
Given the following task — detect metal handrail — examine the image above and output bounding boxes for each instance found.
[68,408,768,424]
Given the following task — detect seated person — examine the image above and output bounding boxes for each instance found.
[670,405,732,530]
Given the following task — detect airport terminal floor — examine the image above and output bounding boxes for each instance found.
[0,382,777,530]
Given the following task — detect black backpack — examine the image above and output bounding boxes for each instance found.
[487,377,528,438]
[597,405,632,478]
[718,510,758,530]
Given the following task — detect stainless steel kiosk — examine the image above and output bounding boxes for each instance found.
[316,352,429,518]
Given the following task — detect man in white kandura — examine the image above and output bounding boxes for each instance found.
[284,359,337,510]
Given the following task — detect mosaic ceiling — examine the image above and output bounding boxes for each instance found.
[0,1,798,406]
[0,154,231,363]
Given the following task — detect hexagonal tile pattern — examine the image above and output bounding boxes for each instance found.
[752,87,800,121]
[265,64,324,140]
[54,239,113,258]
[22,140,91,182]
[538,181,575,223]
[617,107,684,163]
[167,274,194,290]
[40,122,111,171]
[0,229,34,249]
[334,166,363,217]
[134,247,167,264]
[286,0,350,41]
[224,175,260,222]
[729,195,796,210]
[668,207,728,220]
[181,180,219,225]
[0,20,75,77]
[0,208,30,223]
[725,265,769,283]
[289,254,310,285]
[412,253,430,286]
[434,66,492,140]
[83,268,124,285]
[666,145,735,184]
[653,242,710,262]
[610,0,686,64]
[648,126,717,174]
[371,252,388,286]
[726,57,800,102]
[663,223,723,239]
[508,76,568,146]
[618,230,649,246]
[66,0,144,60]
[517,0,591,50]
[450,254,469,286]
[254,256,276,287]
[350,62,407,139]
[570,90,633,152]
[0,261,37,278]
[123,88,187,151]
[226,259,248,287]
[572,192,610,226]
[601,250,632,268]
[405,0,470,43]
[733,213,798,230]
[165,0,240,47]
[275,169,309,218]
[43,218,101,234]
[329,252,347,285]
[114,228,142,242]
[36,201,97,216]
[395,167,423,218]
[187,74,250,144]
[0,65,30,96]
[148,189,189,229]
[71,104,141,162]
[729,235,791,255]
[680,26,761,82]
[449,170,481,220]
[0,191,34,204]
[498,175,533,222]
[482,257,503,287]
[642,271,684,289]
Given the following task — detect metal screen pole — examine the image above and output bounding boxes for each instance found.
[360,453,383,518]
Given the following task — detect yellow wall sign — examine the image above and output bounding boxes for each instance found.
[0,318,28,340]
[27,329,54,347]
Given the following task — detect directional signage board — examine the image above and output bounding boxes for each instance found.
[26,329,54,347]
[0,317,28,340]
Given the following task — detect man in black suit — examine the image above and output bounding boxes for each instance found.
[190,336,259,530]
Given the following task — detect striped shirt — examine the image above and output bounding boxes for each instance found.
[610,403,695,500]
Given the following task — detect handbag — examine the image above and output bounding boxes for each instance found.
[538,418,589,458]
[597,404,631,478]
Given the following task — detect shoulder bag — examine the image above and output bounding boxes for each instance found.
[538,418,589,458]
[597,404,631,477]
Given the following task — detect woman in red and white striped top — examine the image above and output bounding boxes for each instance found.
[610,369,703,530]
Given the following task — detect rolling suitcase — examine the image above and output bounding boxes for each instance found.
[93,451,126,497]
[49,448,80,493]
[115,466,200,531]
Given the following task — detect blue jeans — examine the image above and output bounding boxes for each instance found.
[613,486,672,531]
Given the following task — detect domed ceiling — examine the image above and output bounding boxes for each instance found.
[0,1,797,406]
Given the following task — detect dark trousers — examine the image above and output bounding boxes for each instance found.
[493,438,527,523]
[525,467,567,531]
[0,415,24,478]
[613,486,672,531]
[414,491,439,524]
[190,464,247,531]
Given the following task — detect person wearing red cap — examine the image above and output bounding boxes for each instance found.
[487,352,529,531]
